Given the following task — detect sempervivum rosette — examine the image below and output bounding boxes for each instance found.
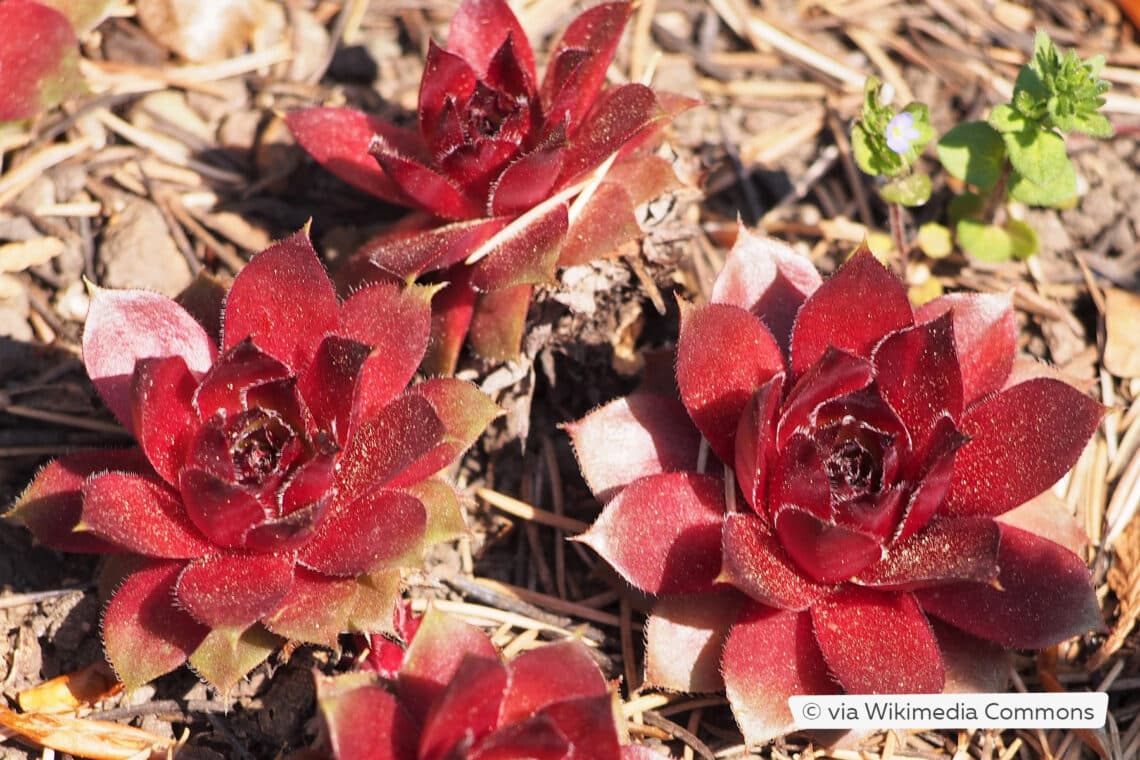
[568,227,1103,744]
[10,231,497,689]
[288,0,691,372]
[315,607,664,759]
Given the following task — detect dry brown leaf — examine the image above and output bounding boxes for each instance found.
[1089,515,1140,670]
[0,705,175,759]
[0,237,64,274]
[1104,288,1140,378]
[17,661,122,714]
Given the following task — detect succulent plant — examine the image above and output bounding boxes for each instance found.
[288,0,691,373]
[316,606,662,759]
[10,230,497,690]
[0,0,84,122]
[568,227,1104,745]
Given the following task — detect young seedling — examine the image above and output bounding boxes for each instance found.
[853,31,1113,268]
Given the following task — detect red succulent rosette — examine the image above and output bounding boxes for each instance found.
[316,607,662,760]
[287,0,691,373]
[9,230,497,690]
[568,227,1104,745]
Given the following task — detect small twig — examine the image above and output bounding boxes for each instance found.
[641,711,717,760]
[0,587,89,610]
[444,576,606,644]
[475,488,589,533]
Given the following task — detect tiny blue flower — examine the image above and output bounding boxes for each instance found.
[885,112,921,154]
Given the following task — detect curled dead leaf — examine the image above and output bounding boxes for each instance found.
[18,661,122,714]
[0,705,175,760]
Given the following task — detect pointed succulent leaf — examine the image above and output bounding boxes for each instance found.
[857,517,1000,589]
[645,591,741,693]
[419,655,509,760]
[372,136,484,220]
[402,477,468,546]
[131,355,198,485]
[790,245,913,376]
[83,286,216,432]
[558,84,663,185]
[677,302,784,464]
[319,673,419,760]
[80,472,209,559]
[447,0,536,81]
[298,488,427,576]
[468,202,568,291]
[346,570,404,634]
[933,620,1012,694]
[915,292,1016,405]
[811,587,944,693]
[423,275,478,376]
[263,569,359,647]
[467,283,533,362]
[540,2,630,129]
[490,144,566,217]
[558,181,640,266]
[917,524,1101,648]
[222,230,339,369]
[944,378,1103,516]
[363,218,507,281]
[567,392,701,503]
[398,607,500,724]
[721,513,835,610]
[176,553,295,629]
[498,640,607,725]
[102,559,209,690]
[722,604,837,747]
[774,507,884,584]
[578,472,725,595]
[187,624,282,693]
[10,449,149,553]
[733,377,782,513]
[997,491,1087,554]
[286,107,424,203]
[711,227,822,353]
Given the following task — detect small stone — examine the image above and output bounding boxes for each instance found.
[0,274,32,341]
[99,200,192,296]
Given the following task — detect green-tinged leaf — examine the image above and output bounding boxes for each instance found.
[880,171,932,206]
[1067,108,1114,139]
[262,572,359,648]
[1007,219,1040,259]
[403,477,467,545]
[0,1,84,122]
[1003,126,1068,186]
[956,220,1014,263]
[1013,30,1112,138]
[852,121,900,177]
[937,122,1005,188]
[1008,165,1077,207]
[988,104,1028,134]
[917,222,954,259]
[346,569,402,634]
[188,624,282,692]
[947,192,985,223]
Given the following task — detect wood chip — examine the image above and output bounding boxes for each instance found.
[1104,288,1140,378]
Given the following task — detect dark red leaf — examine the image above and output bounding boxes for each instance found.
[916,292,1016,406]
[468,202,567,291]
[721,604,837,747]
[775,347,873,448]
[467,283,533,362]
[858,517,1000,588]
[419,42,477,149]
[176,552,295,629]
[499,640,607,725]
[422,275,478,376]
[789,246,913,377]
[419,655,508,760]
[132,356,198,485]
[916,524,1101,648]
[722,513,835,610]
[872,313,963,453]
[774,506,884,584]
[447,0,535,81]
[944,379,1103,517]
[557,84,662,184]
[318,675,418,760]
[0,0,82,121]
[489,145,566,217]
[178,468,266,548]
[372,134,484,220]
[192,338,290,418]
[103,559,208,690]
[221,230,340,370]
[263,568,358,647]
[363,218,507,281]
[286,107,424,203]
[734,376,783,513]
[540,2,632,132]
[811,587,944,693]
[81,472,209,559]
[398,608,499,724]
[558,181,640,266]
[677,302,784,464]
[297,488,426,577]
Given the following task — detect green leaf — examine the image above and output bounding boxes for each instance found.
[1008,164,1077,207]
[917,222,954,259]
[852,122,882,176]
[989,104,1028,134]
[956,219,1013,263]
[1003,126,1068,186]
[880,171,932,206]
[1007,219,1040,259]
[936,121,1005,189]
[1070,110,1114,139]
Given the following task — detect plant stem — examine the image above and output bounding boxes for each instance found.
[888,202,908,277]
[982,162,1012,225]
